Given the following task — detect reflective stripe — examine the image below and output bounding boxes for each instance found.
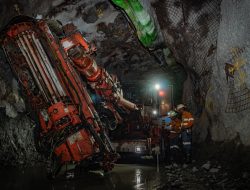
[170,145,179,149]
[183,118,194,121]
[186,129,192,133]
[183,142,191,145]
[183,123,189,126]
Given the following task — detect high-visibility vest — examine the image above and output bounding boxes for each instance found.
[170,118,182,133]
[181,111,194,129]
[168,118,182,139]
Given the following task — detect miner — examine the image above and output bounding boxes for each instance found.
[176,104,194,163]
[166,110,182,164]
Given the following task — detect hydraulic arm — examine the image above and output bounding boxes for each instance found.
[61,27,139,112]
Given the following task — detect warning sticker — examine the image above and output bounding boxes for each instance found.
[68,131,83,145]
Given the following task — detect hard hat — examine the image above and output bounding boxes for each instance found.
[168,110,177,117]
[176,104,186,111]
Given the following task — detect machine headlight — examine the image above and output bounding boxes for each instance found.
[135,146,142,153]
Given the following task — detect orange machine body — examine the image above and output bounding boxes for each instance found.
[0,16,123,173]
[54,129,94,162]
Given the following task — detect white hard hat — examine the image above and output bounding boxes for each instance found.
[168,110,177,117]
[176,104,186,111]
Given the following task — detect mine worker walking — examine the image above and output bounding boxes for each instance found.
[176,104,194,163]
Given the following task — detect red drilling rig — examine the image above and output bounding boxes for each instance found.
[0,16,138,178]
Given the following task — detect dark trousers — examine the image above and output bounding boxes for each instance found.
[169,134,181,162]
[181,129,192,156]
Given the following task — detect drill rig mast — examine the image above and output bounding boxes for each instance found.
[0,16,138,178]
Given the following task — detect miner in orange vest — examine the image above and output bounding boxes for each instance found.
[176,104,194,163]
[165,110,182,163]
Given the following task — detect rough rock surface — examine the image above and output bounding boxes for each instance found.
[158,161,250,190]
[151,0,221,143]
[0,55,41,166]
[206,0,250,145]
[152,0,250,146]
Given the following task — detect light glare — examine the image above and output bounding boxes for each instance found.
[155,84,160,90]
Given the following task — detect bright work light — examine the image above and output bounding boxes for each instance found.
[154,83,160,90]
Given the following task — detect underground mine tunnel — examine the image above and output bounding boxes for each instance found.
[0,0,250,189]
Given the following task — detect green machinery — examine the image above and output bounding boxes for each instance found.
[111,0,157,48]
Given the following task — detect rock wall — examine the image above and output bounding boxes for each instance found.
[206,0,250,145]
[151,0,221,142]
[152,0,250,145]
[0,52,41,166]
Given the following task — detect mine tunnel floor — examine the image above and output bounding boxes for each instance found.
[0,143,250,190]
[1,154,249,190]
[1,143,250,190]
